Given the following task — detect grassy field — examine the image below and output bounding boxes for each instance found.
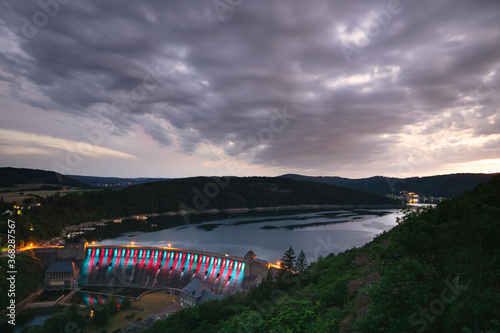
[0,183,100,203]
[83,292,179,333]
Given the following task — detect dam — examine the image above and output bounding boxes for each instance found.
[82,245,246,295]
[34,240,276,296]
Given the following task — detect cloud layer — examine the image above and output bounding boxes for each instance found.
[0,0,499,177]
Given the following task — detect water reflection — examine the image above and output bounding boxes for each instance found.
[93,209,406,263]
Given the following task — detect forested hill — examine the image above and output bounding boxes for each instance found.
[280,172,499,197]
[4,176,398,241]
[0,167,91,188]
[121,176,397,211]
[143,178,500,333]
[68,175,171,188]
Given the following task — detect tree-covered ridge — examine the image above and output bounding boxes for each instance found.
[68,174,171,188]
[1,176,398,242]
[0,167,91,188]
[0,250,44,309]
[144,176,500,333]
[281,172,499,197]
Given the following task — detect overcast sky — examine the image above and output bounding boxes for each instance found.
[0,0,499,178]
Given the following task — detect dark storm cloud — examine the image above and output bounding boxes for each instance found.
[1,0,499,172]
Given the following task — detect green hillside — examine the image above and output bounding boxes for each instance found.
[144,175,500,333]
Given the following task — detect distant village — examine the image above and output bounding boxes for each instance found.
[2,202,41,217]
[386,191,446,204]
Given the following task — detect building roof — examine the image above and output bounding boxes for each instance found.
[199,289,222,303]
[78,237,88,244]
[181,278,214,299]
[244,250,257,258]
[46,262,77,273]
[253,258,269,265]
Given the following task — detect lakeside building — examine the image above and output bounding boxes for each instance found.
[179,278,222,307]
[44,262,80,291]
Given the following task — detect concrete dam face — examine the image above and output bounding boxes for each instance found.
[80,246,246,295]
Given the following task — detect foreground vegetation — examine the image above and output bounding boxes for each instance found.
[1,176,398,244]
[0,250,44,309]
[144,176,500,332]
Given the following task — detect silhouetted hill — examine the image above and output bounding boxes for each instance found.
[280,173,499,197]
[121,176,398,212]
[0,167,92,189]
[68,175,171,188]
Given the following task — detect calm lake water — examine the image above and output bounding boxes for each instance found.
[93,208,408,263]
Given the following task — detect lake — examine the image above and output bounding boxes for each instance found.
[92,207,408,264]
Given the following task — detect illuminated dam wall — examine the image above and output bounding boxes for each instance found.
[80,246,247,295]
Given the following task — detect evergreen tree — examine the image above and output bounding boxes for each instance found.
[105,291,120,316]
[295,249,308,273]
[281,246,296,271]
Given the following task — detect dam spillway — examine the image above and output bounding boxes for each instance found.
[80,245,246,295]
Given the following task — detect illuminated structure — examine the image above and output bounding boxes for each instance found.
[79,245,249,295]
[34,243,278,296]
